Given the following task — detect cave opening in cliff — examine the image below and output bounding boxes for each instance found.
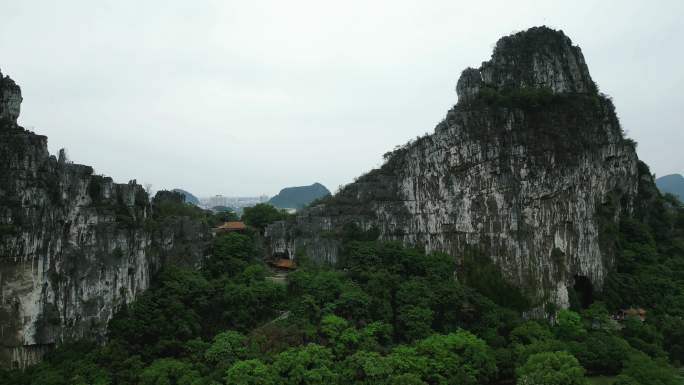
[572,275,594,309]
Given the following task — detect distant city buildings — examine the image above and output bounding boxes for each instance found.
[199,194,269,212]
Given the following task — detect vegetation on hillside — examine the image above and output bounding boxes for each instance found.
[241,203,292,233]
[2,188,683,384]
[4,24,683,385]
[172,189,200,206]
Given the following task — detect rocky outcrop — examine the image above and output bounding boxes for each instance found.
[480,28,596,94]
[0,70,209,368]
[266,27,641,309]
[0,72,21,124]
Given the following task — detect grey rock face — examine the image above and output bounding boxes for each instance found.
[0,71,22,124]
[0,74,208,368]
[266,27,640,311]
[455,68,483,103]
[478,26,597,95]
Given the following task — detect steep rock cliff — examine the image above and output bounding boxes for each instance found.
[0,70,209,368]
[266,27,641,309]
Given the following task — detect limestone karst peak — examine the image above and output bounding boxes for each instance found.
[0,70,22,125]
[266,26,641,316]
[457,26,597,103]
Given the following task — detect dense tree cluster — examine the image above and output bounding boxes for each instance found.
[241,203,291,233]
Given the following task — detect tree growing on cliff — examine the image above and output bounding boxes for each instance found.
[241,203,287,233]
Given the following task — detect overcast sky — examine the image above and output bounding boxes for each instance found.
[1,1,682,197]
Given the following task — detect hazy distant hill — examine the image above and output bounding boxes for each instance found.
[211,205,235,213]
[172,188,200,205]
[269,182,330,209]
[656,174,684,202]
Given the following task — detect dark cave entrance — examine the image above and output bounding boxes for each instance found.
[572,275,594,309]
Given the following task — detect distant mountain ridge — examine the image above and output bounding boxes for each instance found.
[656,174,684,202]
[172,188,200,205]
[269,182,330,209]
